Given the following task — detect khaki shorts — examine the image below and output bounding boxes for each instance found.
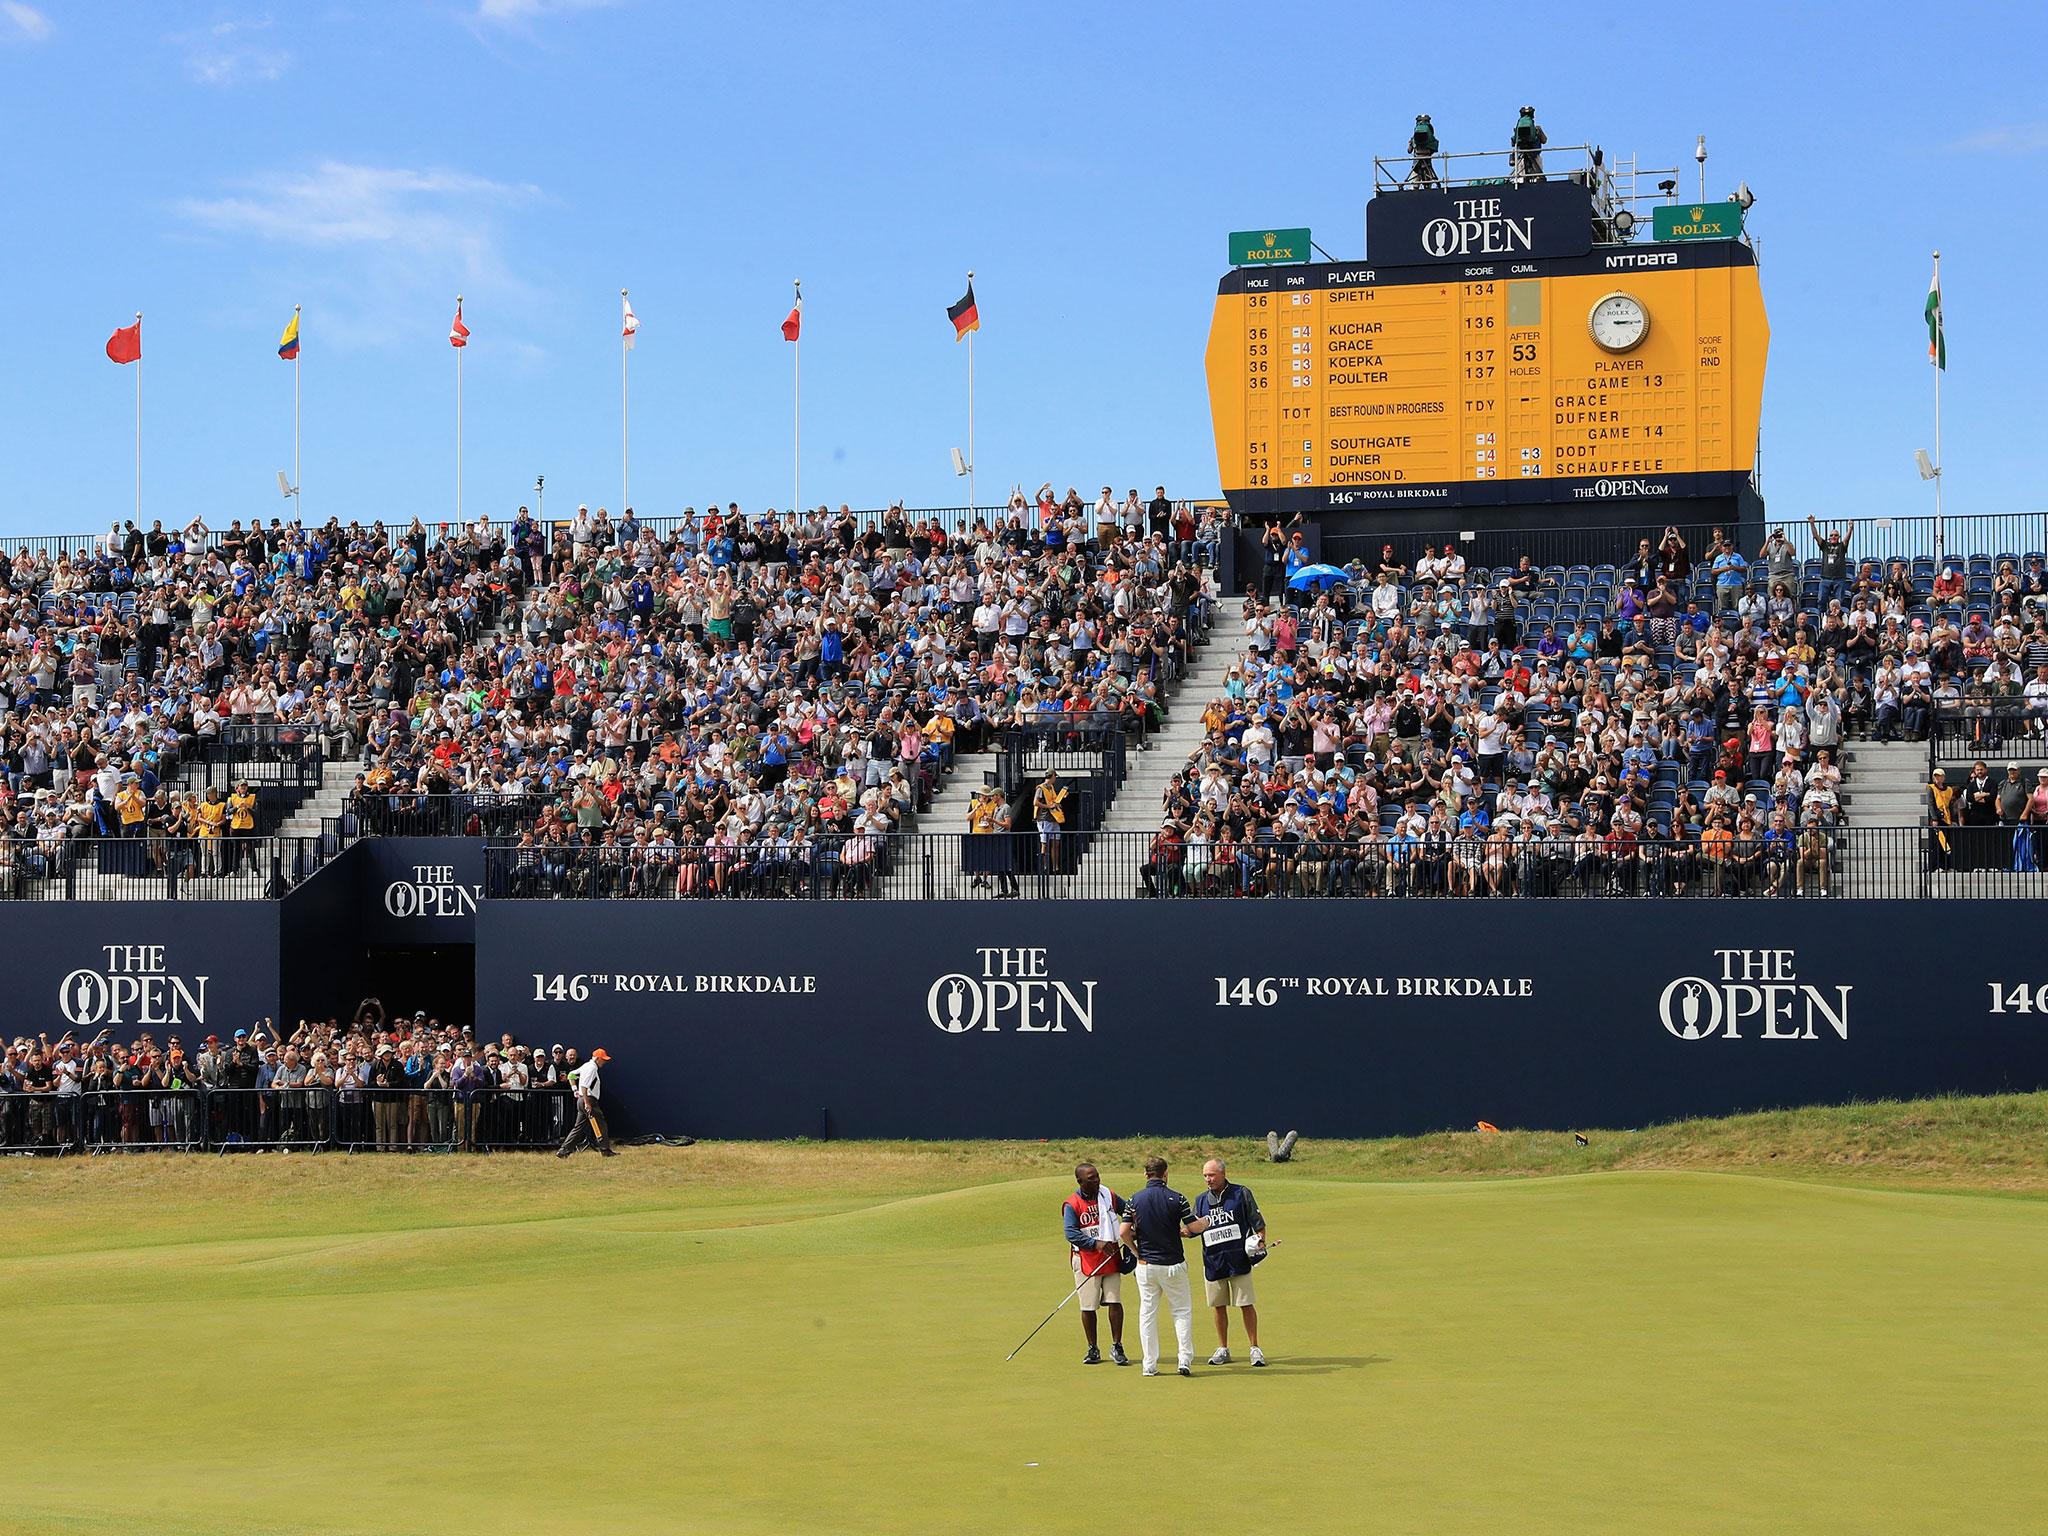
[1073,1257,1122,1310]
[1205,1271,1256,1308]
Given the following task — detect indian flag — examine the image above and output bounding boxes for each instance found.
[1924,267,1945,370]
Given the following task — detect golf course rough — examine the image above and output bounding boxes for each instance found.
[0,1140,2043,1534]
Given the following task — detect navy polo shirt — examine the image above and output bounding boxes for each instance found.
[1126,1178,1196,1266]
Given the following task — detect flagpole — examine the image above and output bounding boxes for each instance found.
[292,303,302,519]
[792,279,802,515]
[621,288,631,514]
[133,311,142,526]
[455,294,464,526]
[1931,251,1943,563]
[966,269,976,519]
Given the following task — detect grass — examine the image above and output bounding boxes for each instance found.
[2,1093,2045,1534]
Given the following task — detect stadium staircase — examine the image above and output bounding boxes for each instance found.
[274,759,363,846]
[868,604,1243,898]
[1835,740,1932,897]
[1074,606,1249,893]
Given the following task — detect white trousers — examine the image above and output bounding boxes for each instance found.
[1134,1261,1194,1371]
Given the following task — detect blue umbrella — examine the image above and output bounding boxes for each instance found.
[1287,563,1352,590]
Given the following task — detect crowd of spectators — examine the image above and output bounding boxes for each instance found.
[1137,518,2048,898]
[0,490,1225,893]
[1926,759,2048,872]
[335,489,1222,893]
[0,510,496,886]
[0,997,602,1153]
[7,494,2046,901]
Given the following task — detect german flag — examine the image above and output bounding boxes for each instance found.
[947,282,979,342]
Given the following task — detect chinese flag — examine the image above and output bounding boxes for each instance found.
[106,322,141,365]
[781,291,802,342]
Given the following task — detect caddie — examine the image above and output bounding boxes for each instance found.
[1061,1162,1131,1366]
[1196,1157,1268,1366]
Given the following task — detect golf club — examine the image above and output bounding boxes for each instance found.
[1005,1272,1092,1362]
[1006,1241,1282,1360]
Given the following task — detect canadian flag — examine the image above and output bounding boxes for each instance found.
[449,300,470,349]
[781,288,802,342]
[622,293,639,350]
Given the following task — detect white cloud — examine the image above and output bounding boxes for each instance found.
[1950,122,2048,154]
[174,161,548,350]
[172,16,293,86]
[1,2,53,42]
[177,161,539,260]
[473,0,620,24]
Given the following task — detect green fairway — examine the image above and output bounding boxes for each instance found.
[4,1115,2046,1534]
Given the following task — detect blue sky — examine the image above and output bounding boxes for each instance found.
[1,0,2044,537]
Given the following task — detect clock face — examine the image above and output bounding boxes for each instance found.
[1588,292,1650,352]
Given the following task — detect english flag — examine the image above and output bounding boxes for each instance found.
[106,321,141,365]
[622,294,639,350]
[449,302,470,349]
[781,288,803,342]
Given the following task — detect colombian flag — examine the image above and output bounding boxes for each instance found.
[278,310,300,361]
[947,282,979,342]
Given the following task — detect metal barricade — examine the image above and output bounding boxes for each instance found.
[202,1085,335,1150]
[472,1087,574,1151]
[0,1091,85,1153]
[79,1089,204,1151]
[331,1087,460,1153]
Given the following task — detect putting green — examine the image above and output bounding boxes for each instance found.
[1,1151,2042,1534]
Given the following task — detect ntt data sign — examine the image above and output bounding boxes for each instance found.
[475,900,2048,1140]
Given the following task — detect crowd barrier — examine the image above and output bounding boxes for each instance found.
[12,507,2039,572]
[350,793,551,839]
[478,826,2048,901]
[1930,711,2048,764]
[0,833,339,900]
[0,1090,203,1152]
[1319,510,2048,577]
[0,1086,573,1154]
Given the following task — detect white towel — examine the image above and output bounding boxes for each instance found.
[1098,1190,1120,1261]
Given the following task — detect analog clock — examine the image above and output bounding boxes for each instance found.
[1588,292,1650,352]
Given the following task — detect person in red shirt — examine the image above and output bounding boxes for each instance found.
[1061,1162,1132,1366]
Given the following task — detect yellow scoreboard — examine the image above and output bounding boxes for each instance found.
[1205,242,1768,515]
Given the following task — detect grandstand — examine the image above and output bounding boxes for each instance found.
[3,502,2043,908]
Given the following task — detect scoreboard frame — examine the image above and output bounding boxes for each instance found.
[1206,237,1767,518]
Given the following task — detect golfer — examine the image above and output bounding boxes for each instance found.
[1196,1158,1268,1366]
[555,1047,615,1158]
[1118,1155,1200,1377]
[1062,1162,1131,1367]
